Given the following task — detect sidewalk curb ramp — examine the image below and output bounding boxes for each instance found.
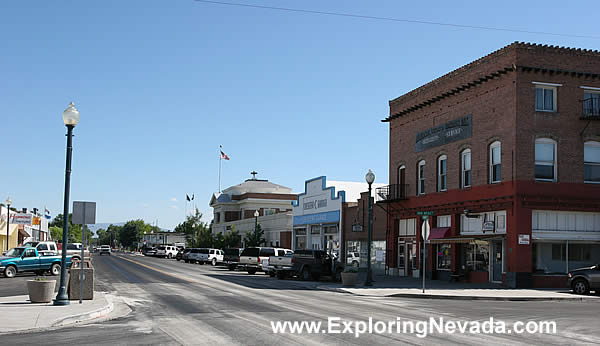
[317,286,597,302]
[51,294,114,327]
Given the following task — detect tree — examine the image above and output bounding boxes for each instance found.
[223,229,241,248]
[107,224,123,247]
[49,213,82,243]
[197,226,214,248]
[49,226,62,242]
[174,208,209,247]
[118,220,151,248]
[244,224,265,247]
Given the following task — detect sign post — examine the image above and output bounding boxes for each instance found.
[421,218,430,294]
[72,201,96,304]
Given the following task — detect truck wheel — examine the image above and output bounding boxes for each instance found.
[277,271,287,280]
[50,263,61,276]
[248,269,257,275]
[301,267,311,281]
[352,261,359,268]
[269,271,276,277]
[572,279,590,295]
[4,265,17,278]
[228,264,236,271]
[212,258,217,266]
[167,253,172,259]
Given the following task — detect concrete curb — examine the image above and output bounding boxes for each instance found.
[317,285,597,302]
[51,293,114,327]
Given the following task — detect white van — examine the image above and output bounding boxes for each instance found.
[155,245,178,259]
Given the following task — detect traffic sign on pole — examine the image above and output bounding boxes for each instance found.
[421,219,430,241]
[416,211,435,216]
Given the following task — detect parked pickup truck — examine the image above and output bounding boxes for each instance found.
[265,250,294,277]
[223,248,242,270]
[239,247,289,275]
[22,241,89,262]
[274,249,343,281]
[197,249,224,266]
[0,247,73,278]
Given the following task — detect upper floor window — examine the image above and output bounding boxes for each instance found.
[417,160,426,195]
[533,82,560,112]
[461,149,471,188]
[489,141,501,184]
[583,88,600,116]
[584,141,600,184]
[535,138,557,182]
[437,155,447,192]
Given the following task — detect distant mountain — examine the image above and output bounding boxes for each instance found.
[86,223,171,237]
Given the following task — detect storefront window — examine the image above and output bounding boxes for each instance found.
[437,244,451,270]
[371,241,386,274]
[461,243,489,271]
[533,242,600,274]
[294,228,307,250]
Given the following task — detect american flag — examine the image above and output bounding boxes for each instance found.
[220,150,230,160]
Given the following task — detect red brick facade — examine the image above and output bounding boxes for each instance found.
[381,42,600,288]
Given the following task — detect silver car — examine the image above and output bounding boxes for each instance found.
[568,264,600,294]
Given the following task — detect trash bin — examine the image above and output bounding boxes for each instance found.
[68,259,94,300]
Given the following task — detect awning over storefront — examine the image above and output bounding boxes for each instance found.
[429,227,450,240]
[429,234,502,244]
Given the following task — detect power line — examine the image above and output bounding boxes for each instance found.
[193,0,600,40]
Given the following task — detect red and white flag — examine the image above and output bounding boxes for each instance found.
[220,150,230,160]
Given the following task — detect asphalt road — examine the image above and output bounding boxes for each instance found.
[4,253,599,345]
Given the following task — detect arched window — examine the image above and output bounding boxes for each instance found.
[417,160,426,195]
[584,141,600,183]
[489,141,501,184]
[437,155,447,192]
[397,165,406,199]
[535,138,557,181]
[461,149,471,188]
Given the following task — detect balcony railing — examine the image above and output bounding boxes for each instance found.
[582,98,600,119]
[376,184,409,202]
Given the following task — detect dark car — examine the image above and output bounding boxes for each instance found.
[223,248,242,270]
[176,248,190,261]
[143,247,157,256]
[568,264,600,295]
[276,249,343,281]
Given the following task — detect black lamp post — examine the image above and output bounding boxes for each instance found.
[254,210,259,233]
[54,102,79,306]
[365,169,375,286]
[5,197,11,251]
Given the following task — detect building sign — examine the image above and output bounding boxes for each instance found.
[518,234,530,245]
[352,224,363,232]
[303,199,328,210]
[375,250,385,262]
[33,217,41,225]
[415,115,472,152]
[482,221,495,232]
[293,210,340,226]
[10,213,33,225]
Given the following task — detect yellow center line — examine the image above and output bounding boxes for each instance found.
[114,254,201,284]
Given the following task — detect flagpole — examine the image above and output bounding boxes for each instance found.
[219,145,222,193]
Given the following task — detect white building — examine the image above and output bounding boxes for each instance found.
[209,173,297,248]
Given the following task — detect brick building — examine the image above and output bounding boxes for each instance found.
[377,42,600,288]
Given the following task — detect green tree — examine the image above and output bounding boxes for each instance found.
[118,220,151,248]
[174,208,209,247]
[49,226,62,241]
[50,213,82,243]
[213,232,225,249]
[243,224,265,247]
[223,229,241,248]
[107,224,123,247]
[197,226,214,248]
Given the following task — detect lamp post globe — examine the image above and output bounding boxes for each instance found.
[55,102,80,306]
[62,102,80,127]
[5,197,11,251]
[365,169,375,286]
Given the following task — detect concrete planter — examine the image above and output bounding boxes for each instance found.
[341,272,358,286]
[27,280,56,303]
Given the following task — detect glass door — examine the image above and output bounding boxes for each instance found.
[398,241,405,276]
[492,241,503,282]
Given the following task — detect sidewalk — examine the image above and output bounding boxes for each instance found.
[0,292,114,335]
[319,274,600,301]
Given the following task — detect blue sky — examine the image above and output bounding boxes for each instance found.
[1,1,598,230]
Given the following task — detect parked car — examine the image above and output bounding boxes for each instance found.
[183,248,196,263]
[187,248,209,263]
[22,241,59,257]
[223,248,243,270]
[266,250,294,276]
[155,245,178,259]
[568,264,600,295]
[99,245,111,255]
[346,252,360,268]
[197,249,224,266]
[0,247,73,278]
[239,247,288,275]
[176,248,190,261]
[143,247,157,256]
[274,249,343,281]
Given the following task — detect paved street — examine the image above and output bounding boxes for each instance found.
[2,253,599,345]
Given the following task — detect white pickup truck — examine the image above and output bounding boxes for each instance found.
[266,250,294,277]
[240,247,290,275]
[23,241,90,262]
[197,248,224,266]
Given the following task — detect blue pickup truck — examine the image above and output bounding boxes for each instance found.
[0,247,73,278]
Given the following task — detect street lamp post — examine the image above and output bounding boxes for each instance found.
[5,197,11,251]
[254,210,259,233]
[54,102,79,306]
[365,169,375,286]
